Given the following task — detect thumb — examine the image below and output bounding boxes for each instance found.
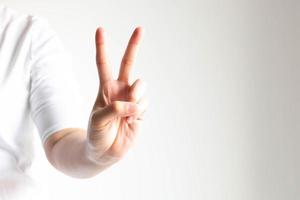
[90,101,139,128]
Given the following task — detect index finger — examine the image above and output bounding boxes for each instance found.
[95,27,112,85]
[117,27,143,83]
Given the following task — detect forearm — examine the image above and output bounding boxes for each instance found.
[45,128,116,179]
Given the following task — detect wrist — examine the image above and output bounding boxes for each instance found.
[84,139,120,167]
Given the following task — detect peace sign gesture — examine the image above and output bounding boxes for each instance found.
[86,27,148,165]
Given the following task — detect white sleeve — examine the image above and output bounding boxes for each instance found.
[29,17,86,145]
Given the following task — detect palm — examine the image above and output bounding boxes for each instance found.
[95,80,137,157]
[87,27,147,161]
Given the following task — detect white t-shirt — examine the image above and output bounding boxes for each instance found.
[0,5,86,199]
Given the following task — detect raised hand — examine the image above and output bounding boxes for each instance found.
[86,27,148,165]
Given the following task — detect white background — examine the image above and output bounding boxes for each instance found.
[1,0,300,200]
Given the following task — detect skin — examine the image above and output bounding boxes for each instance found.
[43,27,148,178]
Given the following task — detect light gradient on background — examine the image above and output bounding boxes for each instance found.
[1,0,299,200]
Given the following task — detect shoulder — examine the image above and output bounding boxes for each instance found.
[0,5,56,39]
[0,6,65,66]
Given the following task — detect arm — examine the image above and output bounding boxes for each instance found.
[44,128,105,179]
[43,27,148,179]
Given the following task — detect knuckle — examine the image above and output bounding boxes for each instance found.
[121,58,134,66]
[111,101,122,113]
[129,92,137,102]
[96,60,107,67]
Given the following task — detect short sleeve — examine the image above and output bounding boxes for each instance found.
[29,17,86,145]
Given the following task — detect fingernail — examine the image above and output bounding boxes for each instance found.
[135,89,144,102]
[127,104,137,113]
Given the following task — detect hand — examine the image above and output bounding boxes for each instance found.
[86,27,148,165]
